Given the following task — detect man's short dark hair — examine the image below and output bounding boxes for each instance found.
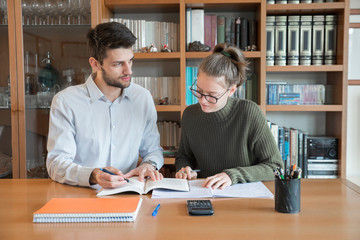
[87,22,137,64]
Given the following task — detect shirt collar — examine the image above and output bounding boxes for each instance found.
[85,74,132,103]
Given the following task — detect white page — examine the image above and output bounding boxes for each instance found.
[152,180,212,199]
[152,179,273,199]
[211,181,274,198]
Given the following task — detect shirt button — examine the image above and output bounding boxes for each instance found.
[112,145,115,149]
[113,125,116,129]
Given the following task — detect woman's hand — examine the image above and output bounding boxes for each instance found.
[175,166,197,180]
[203,172,231,190]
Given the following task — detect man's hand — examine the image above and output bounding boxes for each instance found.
[89,167,128,189]
[202,172,232,190]
[124,163,163,182]
[175,166,197,180]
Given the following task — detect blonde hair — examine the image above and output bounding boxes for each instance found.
[199,43,248,88]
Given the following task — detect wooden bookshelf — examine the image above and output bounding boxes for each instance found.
[96,0,349,178]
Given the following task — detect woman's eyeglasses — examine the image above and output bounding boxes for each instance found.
[190,80,230,104]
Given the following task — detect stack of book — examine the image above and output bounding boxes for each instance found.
[266,83,326,105]
[266,14,337,66]
[157,121,180,153]
[108,18,180,52]
[267,121,308,178]
[132,77,180,105]
[186,8,257,51]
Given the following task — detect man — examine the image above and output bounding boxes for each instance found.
[46,22,164,188]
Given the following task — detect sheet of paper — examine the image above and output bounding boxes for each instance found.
[152,179,273,199]
[211,181,274,198]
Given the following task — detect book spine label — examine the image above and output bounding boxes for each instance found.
[275,16,287,66]
[312,15,325,65]
[324,15,337,65]
[266,16,276,66]
[300,15,312,65]
[287,15,300,66]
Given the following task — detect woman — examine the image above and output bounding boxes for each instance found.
[175,43,283,190]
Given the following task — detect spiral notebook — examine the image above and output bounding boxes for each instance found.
[33,197,142,223]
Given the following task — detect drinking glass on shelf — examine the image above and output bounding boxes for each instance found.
[0,0,7,25]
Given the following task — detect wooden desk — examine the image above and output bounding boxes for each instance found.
[0,179,359,240]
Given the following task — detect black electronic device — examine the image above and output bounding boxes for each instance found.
[307,136,338,160]
[187,200,214,216]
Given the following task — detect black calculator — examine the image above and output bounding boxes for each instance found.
[187,200,214,216]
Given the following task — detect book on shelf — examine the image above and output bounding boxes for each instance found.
[324,15,337,65]
[288,0,300,3]
[268,122,308,173]
[290,128,299,166]
[225,17,232,45]
[287,15,300,66]
[275,15,287,66]
[275,0,287,3]
[312,15,325,65]
[204,14,212,50]
[186,8,192,50]
[267,0,275,4]
[210,15,218,50]
[248,19,257,51]
[266,83,325,105]
[217,16,225,44]
[132,77,180,105]
[97,177,190,196]
[33,197,142,223]
[300,15,313,65]
[240,17,248,51]
[235,17,241,48]
[191,9,205,45]
[300,0,312,3]
[157,121,180,149]
[266,16,276,66]
[109,18,179,52]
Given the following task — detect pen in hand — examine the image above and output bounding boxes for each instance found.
[99,168,130,182]
[152,204,160,216]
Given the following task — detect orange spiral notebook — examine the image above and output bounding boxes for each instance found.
[33,197,142,223]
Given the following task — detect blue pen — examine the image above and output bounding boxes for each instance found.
[99,168,129,182]
[152,204,160,216]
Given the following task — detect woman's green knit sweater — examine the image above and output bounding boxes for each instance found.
[175,97,283,184]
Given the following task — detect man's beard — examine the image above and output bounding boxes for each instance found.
[101,67,131,89]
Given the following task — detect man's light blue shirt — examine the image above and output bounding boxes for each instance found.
[46,75,163,186]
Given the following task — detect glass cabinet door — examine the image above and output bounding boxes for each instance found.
[21,0,92,178]
[0,0,12,179]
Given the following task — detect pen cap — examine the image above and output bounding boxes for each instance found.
[275,178,301,214]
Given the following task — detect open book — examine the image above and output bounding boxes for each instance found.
[97,177,189,196]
